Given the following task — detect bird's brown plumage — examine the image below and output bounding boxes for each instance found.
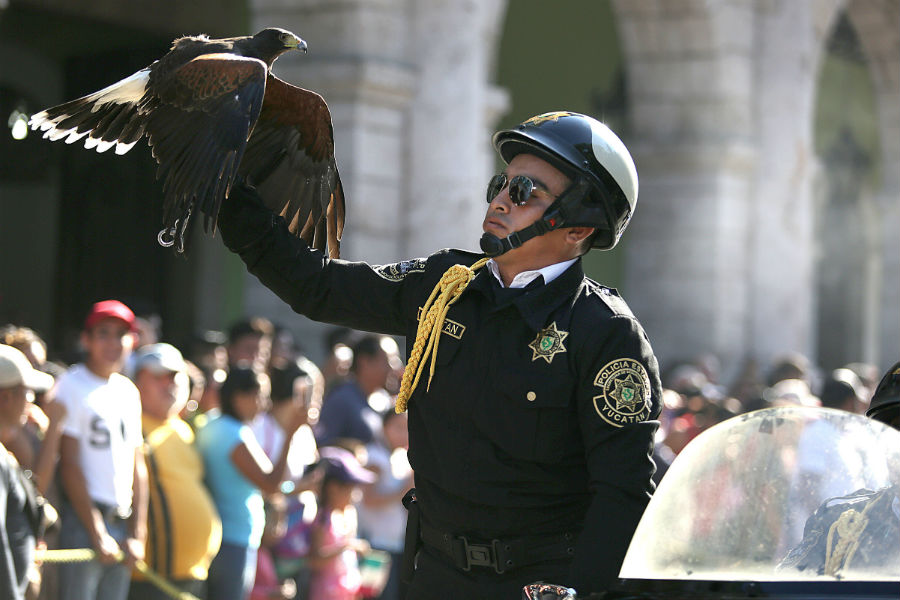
[29,28,345,258]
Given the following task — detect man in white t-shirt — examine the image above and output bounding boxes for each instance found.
[55,300,148,600]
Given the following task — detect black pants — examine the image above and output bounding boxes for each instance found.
[405,546,571,600]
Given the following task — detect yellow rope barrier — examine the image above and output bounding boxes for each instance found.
[37,548,200,600]
[395,257,489,413]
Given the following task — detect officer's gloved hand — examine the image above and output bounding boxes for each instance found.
[227,179,265,207]
[218,179,275,253]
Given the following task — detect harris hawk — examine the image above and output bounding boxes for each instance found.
[29,27,345,257]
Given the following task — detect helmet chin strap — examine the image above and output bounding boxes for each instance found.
[479,178,591,257]
[479,220,553,257]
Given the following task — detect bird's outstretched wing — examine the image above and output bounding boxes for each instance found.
[146,54,268,240]
[238,75,345,258]
[30,53,270,250]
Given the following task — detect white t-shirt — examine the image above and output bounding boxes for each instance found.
[250,413,318,480]
[55,364,143,510]
[357,444,411,553]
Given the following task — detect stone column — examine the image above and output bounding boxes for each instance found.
[747,0,822,368]
[875,91,900,366]
[613,0,758,377]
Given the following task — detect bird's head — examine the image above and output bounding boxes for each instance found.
[250,28,308,64]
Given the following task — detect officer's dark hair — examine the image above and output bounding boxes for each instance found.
[350,335,385,373]
[269,362,307,405]
[227,316,274,345]
[219,366,262,420]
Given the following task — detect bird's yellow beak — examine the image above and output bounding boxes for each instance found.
[289,35,308,53]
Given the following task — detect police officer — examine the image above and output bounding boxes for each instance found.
[217,111,662,598]
[778,361,900,577]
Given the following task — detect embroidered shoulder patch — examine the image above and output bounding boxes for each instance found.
[528,322,568,364]
[592,358,651,428]
[374,258,427,282]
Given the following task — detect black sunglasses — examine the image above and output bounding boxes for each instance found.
[485,174,554,207]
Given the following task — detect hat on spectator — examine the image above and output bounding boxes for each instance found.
[131,343,186,377]
[765,378,820,407]
[0,344,54,392]
[85,300,136,331]
[319,446,376,484]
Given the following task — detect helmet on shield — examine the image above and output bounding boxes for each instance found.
[866,361,900,428]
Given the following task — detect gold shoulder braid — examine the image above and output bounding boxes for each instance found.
[395,257,489,413]
[823,492,882,576]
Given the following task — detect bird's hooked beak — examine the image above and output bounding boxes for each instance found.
[289,35,308,53]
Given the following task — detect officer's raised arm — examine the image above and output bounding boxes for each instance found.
[217,181,426,336]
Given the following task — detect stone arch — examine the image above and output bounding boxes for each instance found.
[610,0,759,375]
[847,0,900,366]
[811,0,900,368]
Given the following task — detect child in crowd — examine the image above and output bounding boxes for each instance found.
[306,447,375,600]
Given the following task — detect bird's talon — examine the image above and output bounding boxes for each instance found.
[157,224,177,247]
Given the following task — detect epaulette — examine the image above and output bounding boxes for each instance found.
[431,248,484,267]
[584,278,635,319]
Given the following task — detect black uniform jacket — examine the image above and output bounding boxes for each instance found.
[217,189,662,592]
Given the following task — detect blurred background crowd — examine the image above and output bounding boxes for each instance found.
[0,298,886,600]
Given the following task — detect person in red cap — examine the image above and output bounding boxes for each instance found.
[54,300,148,600]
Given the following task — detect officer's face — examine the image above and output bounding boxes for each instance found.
[483,153,580,268]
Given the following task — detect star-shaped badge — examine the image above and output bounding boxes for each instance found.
[528,322,569,364]
[610,373,644,411]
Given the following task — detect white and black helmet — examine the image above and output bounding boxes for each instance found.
[492,111,638,250]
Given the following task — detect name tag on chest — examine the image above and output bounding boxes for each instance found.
[417,307,466,340]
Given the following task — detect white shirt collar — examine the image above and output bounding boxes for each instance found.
[486,258,577,289]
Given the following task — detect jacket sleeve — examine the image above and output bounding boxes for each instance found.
[568,314,662,594]
[217,184,424,336]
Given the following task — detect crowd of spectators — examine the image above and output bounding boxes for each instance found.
[1,301,406,600]
[0,298,887,600]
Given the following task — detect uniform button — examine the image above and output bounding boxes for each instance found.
[526,391,536,401]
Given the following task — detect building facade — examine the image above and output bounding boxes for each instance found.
[1,0,897,379]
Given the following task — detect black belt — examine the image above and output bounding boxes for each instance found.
[94,502,131,521]
[419,518,576,575]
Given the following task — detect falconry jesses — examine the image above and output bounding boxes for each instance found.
[29,27,345,257]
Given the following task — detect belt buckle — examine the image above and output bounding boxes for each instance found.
[459,536,505,574]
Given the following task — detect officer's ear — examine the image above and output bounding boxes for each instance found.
[565,226,595,243]
[564,226,596,255]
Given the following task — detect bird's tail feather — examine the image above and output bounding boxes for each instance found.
[29,69,151,155]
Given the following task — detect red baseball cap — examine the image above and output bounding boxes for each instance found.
[84,300,136,331]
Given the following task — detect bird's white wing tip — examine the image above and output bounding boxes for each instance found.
[114,141,137,155]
